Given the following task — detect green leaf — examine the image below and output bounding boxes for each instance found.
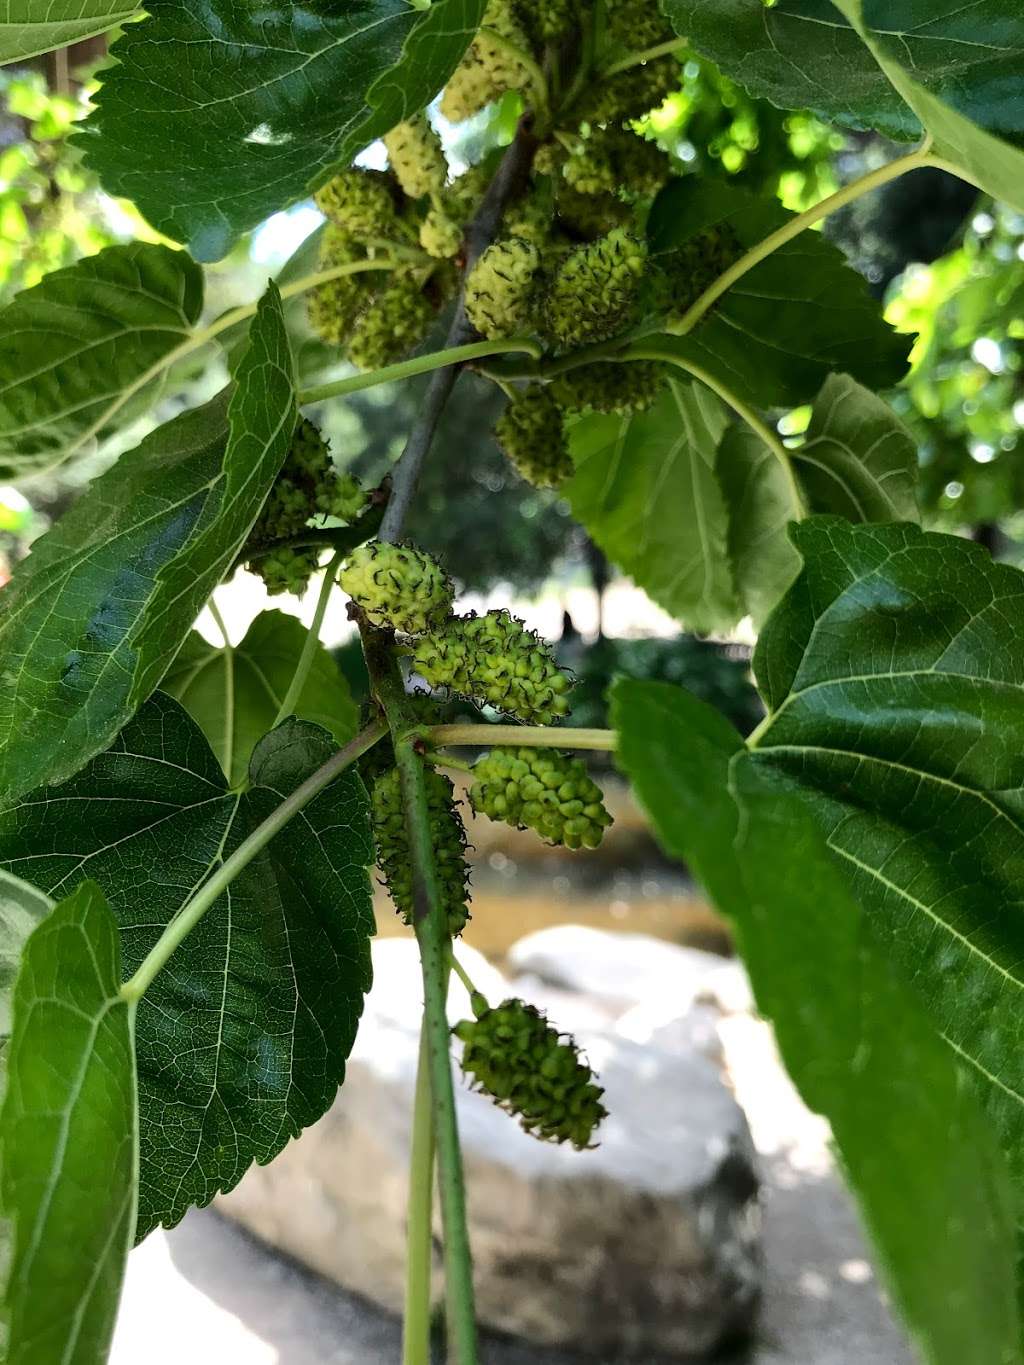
[746,517,1024,1266]
[832,0,1024,212]
[0,282,296,809]
[0,2,137,65]
[82,0,487,261]
[716,428,803,629]
[566,378,739,633]
[648,178,911,407]
[0,243,203,478]
[613,680,1021,1365]
[716,373,919,625]
[164,611,358,787]
[0,692,374,1237]
[0,871,52,1103]
[1,881,138,1365]
[663,1,1024,145]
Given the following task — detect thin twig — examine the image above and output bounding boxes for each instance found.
[378,121,539,544]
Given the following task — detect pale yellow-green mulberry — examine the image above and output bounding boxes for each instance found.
[544,228,647,348]
[469,747,613,849]
[383,115,448,199]
[339,540,454,634]
[464,238,543,339]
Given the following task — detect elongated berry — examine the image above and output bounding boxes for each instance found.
[551,361,664,415]
[373,767,470,936]
[470,747,613,849]
[411,610,571,724]
[383,115,447,199]
[454,996,607,1148]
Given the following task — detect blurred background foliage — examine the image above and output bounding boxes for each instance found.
[3,35,1024,715]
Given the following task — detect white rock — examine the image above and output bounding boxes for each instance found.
[616,998,725,1067]
[506,924,751,1016]
[219,939,762,1358]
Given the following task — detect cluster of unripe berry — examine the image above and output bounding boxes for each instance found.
[469,746,612,849]
[455,993,607,1149]
[244,419,367,596]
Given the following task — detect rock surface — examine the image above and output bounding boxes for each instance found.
[218,939,763,1358]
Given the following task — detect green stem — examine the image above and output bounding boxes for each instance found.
[669,145,935,337]
[447,949,479,1002]
[602,36,688,77]
[431,752,476,775]
[427,724,616,751]
[625,344,806,519]
[403,1018,437,1365]
[207,600,236,778]
[273,549,344,728]
[237,500,385,569]
[363,629,478,1365]
[298,338,542,407]
[119,720,388,1003]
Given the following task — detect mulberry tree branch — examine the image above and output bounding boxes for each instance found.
[378,119,539,545]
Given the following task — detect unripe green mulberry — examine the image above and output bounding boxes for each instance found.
[440,0,533,123]
[373,767,470,936]
[254,546,321,597]
[340,539,454,634]
[551,360,664,415]
[576,56,678,124]
[307,227,376,346]
[454,995,607,1148]
[383,115,447,199]
[502,187,554,247]
[657,224,745,321]
[420,207,463,260]
[315,471,367,522]
[494,385,572,489]
[544,228,647,348]
[465,238,543,340]
[411,610,572,724]
[470,747,613,849]
[515,0,574,44]
[563,126,671,199]
[346,272,435,371]
[314,168,399,236]
[605,0,676,49]
[555,184,631,239]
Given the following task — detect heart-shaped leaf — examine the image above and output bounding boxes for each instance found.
[0,692,374,1238]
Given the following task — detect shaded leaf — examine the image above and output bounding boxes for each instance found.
[717,373,919,625]
[0,693,374,1237]
[613,679,1021,1365]
[83,0,486,261]
[1,881,138,1365]
[750,517,1024,1265]
[0,282,296,808]
[0,2,136,66]
[648,178,911,407]
[0,871,52,1102]
[566,378,739,633]
[0,243,203,478]
[716,428,802,629]
[662,0,1024,145]
[833,0,1024,213]
[164,610,358,786]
